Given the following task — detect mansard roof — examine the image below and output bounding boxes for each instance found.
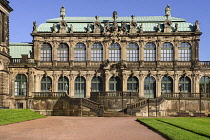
[9,43,32,58]
[37,16,194,33]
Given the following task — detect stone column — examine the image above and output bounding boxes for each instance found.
[105,71,110,91]
[194,39,199,62]
[139,74,144,98]
[69,41,75,61]
[122,72,128,91]
[69,74,75,97]
[9,73,15,97]
[103,41,109,61]
[86,41,91,61]
[156,41,161,61]
[33,41,40,61]
[86,74,92,98]
[174,74,179,93]
[173,41,179,61]
[140,42,144,61]
[28,71,34,97]
[52,42,58,61]
[156,74,162,97]
[121,42,127,60]
[37,74,42,92]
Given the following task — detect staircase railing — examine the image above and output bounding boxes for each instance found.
[81,98,104,117]
[127,93,165,109]
[33,92,67,98]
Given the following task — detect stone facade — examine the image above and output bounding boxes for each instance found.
[1,4,210,116]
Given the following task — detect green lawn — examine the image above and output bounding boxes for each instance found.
[138,118,210,140]
[0,109,46,125]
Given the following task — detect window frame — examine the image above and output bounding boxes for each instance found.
[109,43,121,62]
[161,42,174,61]
[57,43,69,62]
[91,43,103,61]
[127,43,139,61]
[40,43,52,61]
[74,43,86,61]
[144,43,156,61]
[14,74,27,96]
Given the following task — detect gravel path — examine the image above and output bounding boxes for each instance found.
[0,117,165,140]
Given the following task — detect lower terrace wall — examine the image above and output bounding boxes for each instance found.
[135,99,210,117]
[33,97,97,116]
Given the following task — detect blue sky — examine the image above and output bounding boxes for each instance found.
[9,0,210,60]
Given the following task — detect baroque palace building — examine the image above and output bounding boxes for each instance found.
[1,1,210,116]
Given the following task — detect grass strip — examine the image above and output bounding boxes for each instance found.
[138,118,209,140]
[0,109,46,125]
[156,118,210,137]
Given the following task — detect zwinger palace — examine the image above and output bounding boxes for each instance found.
[1,1,210,117]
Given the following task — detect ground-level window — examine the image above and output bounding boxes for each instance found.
[58,76,69,92]
[74,76,86,98]
[200,76,210,93]
[144,76,156,98]
[41,76,52,92]
[14,74,27,96]
[178,76,191,93]
[91,76,103,92]
[127,76,139,92]
[161,76,173,93]
[109,76,121,91]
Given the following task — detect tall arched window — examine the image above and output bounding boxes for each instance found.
[109,76,121,91]
[57,43,69,61]
[91,76,103,92]
[178,42,191,61]
[161,76,173,93]
[179,77,191,93]
[58,77,69,92]
[14,74,27,96]
[109,43,121,61]
[200,76,210,93]
[144,76,156,98]
[41,76,52,92]
[91,43,103,61]
[144,43,156,61]
[127,43,139,61]
[74,76,86,98]
[41,43,52,61]
[127,76,139,92]
[161,42,174,61]
[74,43,86,61]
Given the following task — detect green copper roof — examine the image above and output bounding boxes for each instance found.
[9,43,33,58]
[37,16,194,33]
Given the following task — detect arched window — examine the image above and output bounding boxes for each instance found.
[58,77,69,92]
[179,77,191,93]
[74,76,86,98]
[41,76,52,92]
[144,43,156,61]
[161,76,173,93]
[74,43,86,61]
[200,76,210,93]
[127,43,139,61]
[109,43,121,61]
[14,74,27,96]
[109,76,121,91]
[178,42,191,61]
[91,43,103,61]
[57,43,69,61]
[161,42,174,61]
[127,76,139,92]
[91,76,103,92]
[41,43,52,61]
[144,76,156,98]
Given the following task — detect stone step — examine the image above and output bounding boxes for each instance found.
[103,112,130,117]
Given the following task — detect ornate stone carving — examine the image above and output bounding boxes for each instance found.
[103,22,110,34]
[93,16,101,33]
[174,23,178,32]
[119,21,127,34]
[52,24,57,33]
[164,18,172,33]
[59,19,68,33]
[129,15,137,33]
[87,24,90,33]
[157,23,161,32]
[32,21,37,33]
[139,24,143,33]
[194,20,200,32]
[70,24,73,33]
